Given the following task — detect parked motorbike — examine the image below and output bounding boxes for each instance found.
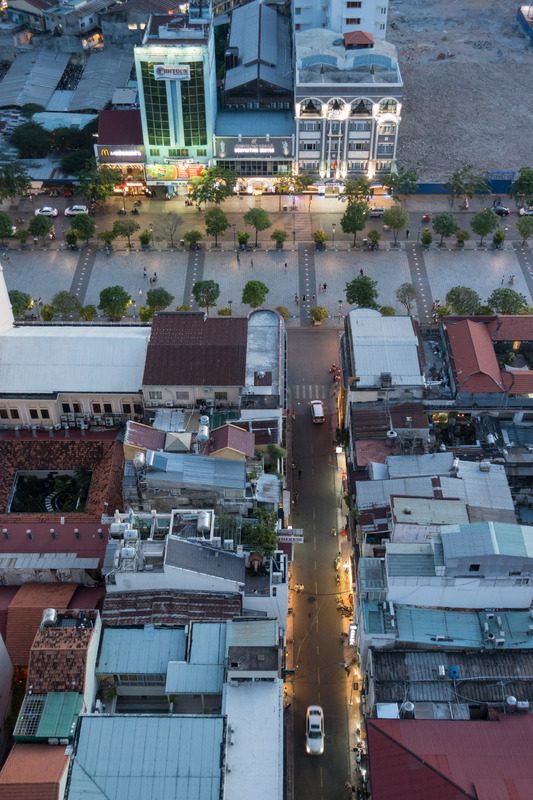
[422,214,431,223]
[131,207,139,215]
[329,363,338,373]
[117,208,127,215]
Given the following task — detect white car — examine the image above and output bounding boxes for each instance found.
[310,400,325,423]
[306,705,324,755]
[34,207,58,217]
[64,205,89,216]
[519,207,533,216]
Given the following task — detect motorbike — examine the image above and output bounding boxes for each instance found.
[134,199,142,206]
[117,208,127,215]
[16,217,24,223]
[422,214,431,223]
[131,207,139,215]
[329,364,338,373]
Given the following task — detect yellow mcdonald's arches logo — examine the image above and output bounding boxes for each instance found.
[100,149,110,156]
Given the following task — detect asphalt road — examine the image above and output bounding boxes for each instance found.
[288,328,358,799]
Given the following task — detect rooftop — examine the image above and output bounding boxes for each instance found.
[96,627,186,675]
[443,317,504,394]
[97,109,143,144]
[0,743,70,800]
[143,313,248,387]
[209,423,255,458]
[14,692,82,742]
[124,421,166,453]
[101,588,242,626]
[440,521,533,559]
[0,51,70,109]
[146,450,247,491]
[165,537,246,583]
[165,622,227,695]
[215,110,293,136]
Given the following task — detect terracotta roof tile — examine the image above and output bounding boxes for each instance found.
[501,369,533,394]
[444,318,504,393]
[491,315,533,341]
[124,421,166,452]
[210,424,255,458]
[6,583,77,666]
[143,313,248,387]
[344,30,374,45]
[27,611,97,694]
[0,744,69,800]
[102,589,242,626]
[232,418,280,446]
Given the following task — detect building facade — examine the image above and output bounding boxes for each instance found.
[293,0,389,39]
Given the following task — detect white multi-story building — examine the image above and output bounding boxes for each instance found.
[295,30,402,180]
[294,0,389,40]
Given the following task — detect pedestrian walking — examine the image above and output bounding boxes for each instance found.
[318,284,322,293]
[250,259,254,267]
[284,262,288,269]
[501,275,505,284]
[295,294,299,304]
[153,272,157,283]
[149,277,154,286]
[143,267,147,279]
[302,294,306,302]
[312,294,316,300]
[405,229,410,238]
[432,302,436,310]
[323,283,327,292]
[237,253,240,262]
[359,268,364,277]
[298,468,302,479]
[38,297,43,307]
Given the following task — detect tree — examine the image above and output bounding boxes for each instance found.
[98,229,117,248]
[8,290,32,317]
[421,227,433,246]
[340,200,370,246]
[188,166,236,206]
[205,207,230,246]
[384,168,419,200]
[432,211,459,245]
[312,229,328,245]
[77,161,121,201]
[0,163,31,201]
[382,205,409,244]
[237,231,250,247]
[274,167,317,198]
[28,215,53,241]
[112,219,140,248]
[345,275,379,308]
[65,230,78,250]
[342,176,372,203]
[146,287,175,312]
[70,213,95,244]
[241,508,278,558]
[243,208,271,246]
[515,216,533,246]
[395,283,418,314]
[446,286,482,315]
[156,213,183,248]
[0,212,12,243]
[242,280,269,308]
[380,306,395,316]
[11,122,51,158]
[509,167,533,207]
[445,165,490,205]
[41,304,55,321]
[192,279,220,315]
[270,229,288,246]
[79,304,97,321]
[309,305,328,323]
[61,150,93,175]
[275,305,290,321]
[176,304,192,312]
[20,103,45,118]
[98,285,131,320]
[456,229,470,246]
[487,288,528,315]
[51,291,81,315]
[367,229,382,247]
[184,230,202,248]
[470,208,500,245]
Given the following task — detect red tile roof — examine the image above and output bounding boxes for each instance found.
[344,30,374,46]
[68,585,106,611]
[143,313,248,387]
[367,715,533,800]
[233,418,280,446]
[0,522,108,565]
[6,583,77,666]
[501,369,533,394]
[0,587,19,641]
[102,589,242,625]
[0,744,69,800]
[124,421,166,452]
[444,318,504,393]
[210,424,255,458]
[27,612,96,695]
[97,109,143,145]
[490,314,533,341]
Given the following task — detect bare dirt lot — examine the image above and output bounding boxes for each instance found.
[387,0,533,182]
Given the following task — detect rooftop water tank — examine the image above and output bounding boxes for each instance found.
[506,695,517,713]
[41,608,57,627]
[197,424,209,443]
[133,452,145,471]
[197,510,211,534]
[400,701,415,719]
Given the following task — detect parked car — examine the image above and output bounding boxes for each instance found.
[519,207,533,216]
[369,206,386,217]
[306,705,325,755]
[310,400,325,423]
[34,207,58,217]
[490,205,510,216]
[64,205,88,216]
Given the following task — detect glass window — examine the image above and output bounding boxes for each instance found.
[40,409,50,419]
[93,403,102,414]
[150,149,160,156]
[214,392,227,400]
[346,17,361,24]
[10,409,19,419]
[176,392,189,400]
[149,391,163,400]
[29,409,39,420]
[0,409,8,419]
[73,403,81,414]
[141,62,171,147]
[182,61,207,147]
[104,403,113,413]
[62,403,71,413]
[122,403,132,414]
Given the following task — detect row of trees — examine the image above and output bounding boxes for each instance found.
[420,209,533,248]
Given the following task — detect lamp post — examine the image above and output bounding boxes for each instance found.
[338,299,342,321]
[228,300,232,316]
[417,224,421,245]
[122,189,126,213]
[149,222,154,246]
[132,301,136,318]
[232,223,236,248]
[332,223,336,247]
[138,288,142,306]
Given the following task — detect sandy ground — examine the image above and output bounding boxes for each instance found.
[387,0,533,181]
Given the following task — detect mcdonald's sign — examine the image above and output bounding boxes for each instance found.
[98,145,144,164]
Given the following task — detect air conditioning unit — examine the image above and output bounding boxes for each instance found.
[145,401,153,408]
[93,416,102,424]
[104,417,114,426]
[223,539,234,551]
[165,401,174,408]
[206,399,214,407]
[211,536,222,548]
[67,413,75,422]
[272,571,282,584]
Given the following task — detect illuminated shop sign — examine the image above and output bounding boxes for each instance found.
[154,64,190,80]
[216,137,291,159]
[145,163,204,182]
[98,145,145,163]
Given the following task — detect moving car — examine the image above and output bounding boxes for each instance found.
[369,206,386,217]
[310,400,325,423]
[64,205,88,216]
[490,205,510,216]
[34,207,58,217]
[306,705,325,755]
[519,207,533,216]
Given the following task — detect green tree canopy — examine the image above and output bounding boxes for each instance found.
[11,122,51,158]
[70,213,95,243]
[395,283,418,314]
[98,285,131,320]
[61,150,93,175]
[470,208,500,244]
[97,229,117,247]
[275,305,290,321]
[192,279,220,315]
[445,286,482,315]
[509,167,533,207]
[8,290,32,317]
[28,215,54,240]
[432,211,459,245]
[146,287,175,312]
[444,165,490,202]
[20,103,45,118]
[384,168,419,200]
[242,280,269,308]
[184,229,202,245]
[243,207,271,246]
[0,212,13,242]
[112,219,140,247]
[65,230,78,249]
[240,509,278,558]
[382,205,409,244]
[205,207,230,246]
[345,275,379,308]
[77,161,121,201]
[51,291,81,314]
[487,288,528,315]
[516,216,533,246]
[0,163,31,201]
[309,305,328,322]
[188,166,236,206]
[274,168,317,196]
[340,200,370,246]
[342,176,372,202]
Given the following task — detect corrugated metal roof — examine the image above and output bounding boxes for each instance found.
[225,618,278,648]
[189,621,227,664]
[216,110,293,136]
[96,627,186,674]
[166,538,246,583]
[440,522,533,559]
[69,716,224,800]
[165,662,223,693]
[386,544,436,577]
[386,452,454,478]
[0,51,70,108]
[146,452,246,490]
[0,553,99,569]
[69,49,134,111]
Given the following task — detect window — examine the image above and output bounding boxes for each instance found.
[122,403,132,415]
[347,1,361,6]
[149,391,163,400]
[181,61,207,147]
[515,578,530,585]
[29,409,39,420]
[295,23,301,30]
[379,99,397,113]
[176,392,189,400]
[140,62,171,147]
[128,23,138,29]
[168,148,188,157]
[295,6,301,12]
[92,403,102,414]
[0,409,7,419]
[377,144,394,154]
[150,149,160,156]
[10,409,19,419]
[355,142,367,151]
[469,564,480,572]
[104,403,113,414]
[381,6,387,13]
[346,17,361,23]
[349,121,371,131]
[302,121,319,131]
[197,149,207,156]
[73,403,81,414]
[62,403,71,413]
[215,392,227,401]
[40,409,50,419]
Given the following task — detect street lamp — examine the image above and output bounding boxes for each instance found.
[122,189,126,213]
[149,222,154,246]
[232,223,236,248]
[332,223,336,247]
[228,300,232,315]
[132,301,136,318]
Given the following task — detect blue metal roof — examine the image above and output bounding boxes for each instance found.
[96,627,186,675]
[216,111,294,136]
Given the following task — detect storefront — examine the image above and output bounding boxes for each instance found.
[144,162,204,195]
[213,133,294,193]
[96,110,147,193]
